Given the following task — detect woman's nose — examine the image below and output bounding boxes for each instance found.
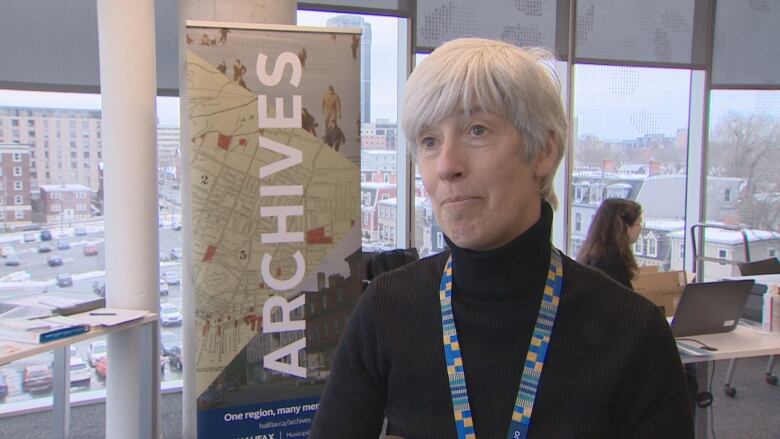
[436,137,466,181]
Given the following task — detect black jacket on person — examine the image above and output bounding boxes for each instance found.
[591,255,635,290]
[310,203,693,438]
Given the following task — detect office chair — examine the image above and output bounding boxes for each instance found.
[723,257,780,396]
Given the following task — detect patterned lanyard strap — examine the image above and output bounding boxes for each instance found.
[439,247,563,439]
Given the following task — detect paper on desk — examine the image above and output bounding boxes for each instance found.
[69,308,148,327]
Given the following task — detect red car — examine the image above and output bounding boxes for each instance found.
[83,245,99,256]
[95,356,108,380]
[23,364,53,393]
[95,353,163,379]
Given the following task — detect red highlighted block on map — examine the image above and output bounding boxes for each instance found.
[306,226,333,244]
[203,245,217,262]
[217,133,232,150]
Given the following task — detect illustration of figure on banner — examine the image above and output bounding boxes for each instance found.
[302,108,318,137]
[219,28,230,44]
[351,35,360,59]
[322,85,342,129]
[186,33,193,45]
[298,47,308,68]
[233,59,248,89]
[323,119,346,152]
[200,33,217,47]
[216,60,227,75]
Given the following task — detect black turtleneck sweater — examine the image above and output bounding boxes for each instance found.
[310,204,693,438]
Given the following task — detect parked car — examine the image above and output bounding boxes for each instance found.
[168,345,183,371]
[171,222,182,231]
[160,302,182,327]
[0,373,7,400]
[159,281,169,296]
[56,274,74,287]
[40,230,52,241]
[37,244,53,253]
[95,356,107,380]
[47,256,63,267]
[83,245,98,256]
[56,240,71,250]
[22,232,36,243]
[4,254,21,266]
[69,357,91,388]
[87,340,107,367]
[159,252,171,262]
[74,227,87,236]
[23,364,53,393]
[162,271,180,285]
[169,247,182,260]
[0,244,16,257]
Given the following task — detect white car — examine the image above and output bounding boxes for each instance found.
[159,280,169,296]
[87,340,107,367]
[162,271,180,285]
[69,357,91,388]
[160,302,182,327]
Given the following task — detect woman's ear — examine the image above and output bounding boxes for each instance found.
[534,132,558,178]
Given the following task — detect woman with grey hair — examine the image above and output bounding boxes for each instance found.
[311,38,692,438]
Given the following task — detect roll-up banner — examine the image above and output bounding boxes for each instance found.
[184,21,362,438]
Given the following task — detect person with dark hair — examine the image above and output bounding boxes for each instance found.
[577,198,643,289]
[310,38,692,438]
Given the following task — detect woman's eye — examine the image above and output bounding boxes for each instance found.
[420,137,436,148]
[470,125,486,136]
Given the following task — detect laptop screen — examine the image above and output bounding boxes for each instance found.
[670,279,755,337]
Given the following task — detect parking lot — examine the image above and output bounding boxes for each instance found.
[0,221,184,409]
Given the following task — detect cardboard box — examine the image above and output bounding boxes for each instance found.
[632,270,693,317]
[638,265,659,274]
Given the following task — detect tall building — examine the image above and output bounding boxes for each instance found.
[0,107,102,192]
[157,124,180,170]
[326,15,371,124]
[0,143,33,229]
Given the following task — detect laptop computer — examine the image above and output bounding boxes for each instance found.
[670,279,755,337]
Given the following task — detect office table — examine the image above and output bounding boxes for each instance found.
[678,324,780,439]
[0,312,159,439]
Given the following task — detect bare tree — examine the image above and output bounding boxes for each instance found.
[709,112,780,229]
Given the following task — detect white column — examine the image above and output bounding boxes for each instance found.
[178,3,297,438]
[96,0,161,438]
[395,18,412,248]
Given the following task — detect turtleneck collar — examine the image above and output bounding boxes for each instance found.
[444,202,553,302]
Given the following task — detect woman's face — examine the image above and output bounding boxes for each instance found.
[627,216,643,244]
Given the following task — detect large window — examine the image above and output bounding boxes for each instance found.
[701,90,780,280]
[571,65,690,271]
[0,90,183,408]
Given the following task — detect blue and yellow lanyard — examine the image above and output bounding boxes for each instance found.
[439,247,564,439]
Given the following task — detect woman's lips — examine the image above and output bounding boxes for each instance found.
[442,195,480,206]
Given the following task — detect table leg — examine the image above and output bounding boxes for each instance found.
[52,345,70,439]
[694,361,710,439]
[139,321,160,438]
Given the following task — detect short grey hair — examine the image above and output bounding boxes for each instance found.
[401,38,567,209]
